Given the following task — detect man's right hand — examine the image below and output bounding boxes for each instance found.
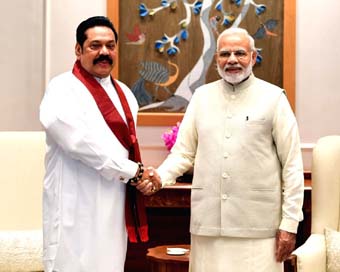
[135,166,162,196]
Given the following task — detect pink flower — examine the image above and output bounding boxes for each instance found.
[162,122,181,151]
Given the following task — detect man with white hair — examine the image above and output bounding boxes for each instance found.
[156,27,304,271]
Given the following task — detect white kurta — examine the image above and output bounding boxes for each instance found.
[189,234,283,272]
[40,72,139,272]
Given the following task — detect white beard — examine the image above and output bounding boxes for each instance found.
[217,62,253,85]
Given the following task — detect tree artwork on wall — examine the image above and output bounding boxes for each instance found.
[115,0,286,123]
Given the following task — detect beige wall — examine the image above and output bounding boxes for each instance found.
[296,0,340,142]
[295,0,340,169]
[0,0,339,171]
[0,0,44,130]
[45,0,107,81]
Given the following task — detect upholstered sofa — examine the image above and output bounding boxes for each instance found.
[292,135,340,272]
[0,131,45,272]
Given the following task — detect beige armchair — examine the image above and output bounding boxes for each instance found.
[0,131,45,272]
[292,135,340,272]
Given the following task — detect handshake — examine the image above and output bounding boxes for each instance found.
[132,166,162,196]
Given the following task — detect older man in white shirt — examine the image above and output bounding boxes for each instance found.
[40,16,160,272]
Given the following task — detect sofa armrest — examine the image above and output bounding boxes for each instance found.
[292,234,326,272]
[0,230,43,272]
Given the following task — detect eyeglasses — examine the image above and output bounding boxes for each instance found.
[216,49,250,60]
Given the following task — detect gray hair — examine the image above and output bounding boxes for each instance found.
[216,27,256,51]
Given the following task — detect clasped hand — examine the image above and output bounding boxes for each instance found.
[135,166,162,196]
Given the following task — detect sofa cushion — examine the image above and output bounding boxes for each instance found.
[325,227,340,272]
[0,230,43,271]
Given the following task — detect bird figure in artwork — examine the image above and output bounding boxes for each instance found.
[132,60,179,106]
[253,19,278,39]
[154,60,179,90]
[125,24,146,45]
[209,15,221,36]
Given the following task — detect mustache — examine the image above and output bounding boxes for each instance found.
[93,55,113,65]
[224,64,243,70]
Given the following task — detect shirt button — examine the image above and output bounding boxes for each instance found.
[223,152,229,158]
[222,194,228,200]
[222,172,229,178]
[227,113,233,119]
[225,132,231,139]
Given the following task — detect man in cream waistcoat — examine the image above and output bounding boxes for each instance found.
[156,27,304,271]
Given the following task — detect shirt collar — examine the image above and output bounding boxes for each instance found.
[95,75,111,87]
[222,73,255,93]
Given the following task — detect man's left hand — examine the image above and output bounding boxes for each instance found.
[275,230,296,262]
[135,167,162,196]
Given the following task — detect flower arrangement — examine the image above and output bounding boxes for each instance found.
[162,122,181,151]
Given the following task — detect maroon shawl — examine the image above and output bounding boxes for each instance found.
[72,60,148,242]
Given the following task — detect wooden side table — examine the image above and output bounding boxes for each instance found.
[146,244,190,272]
